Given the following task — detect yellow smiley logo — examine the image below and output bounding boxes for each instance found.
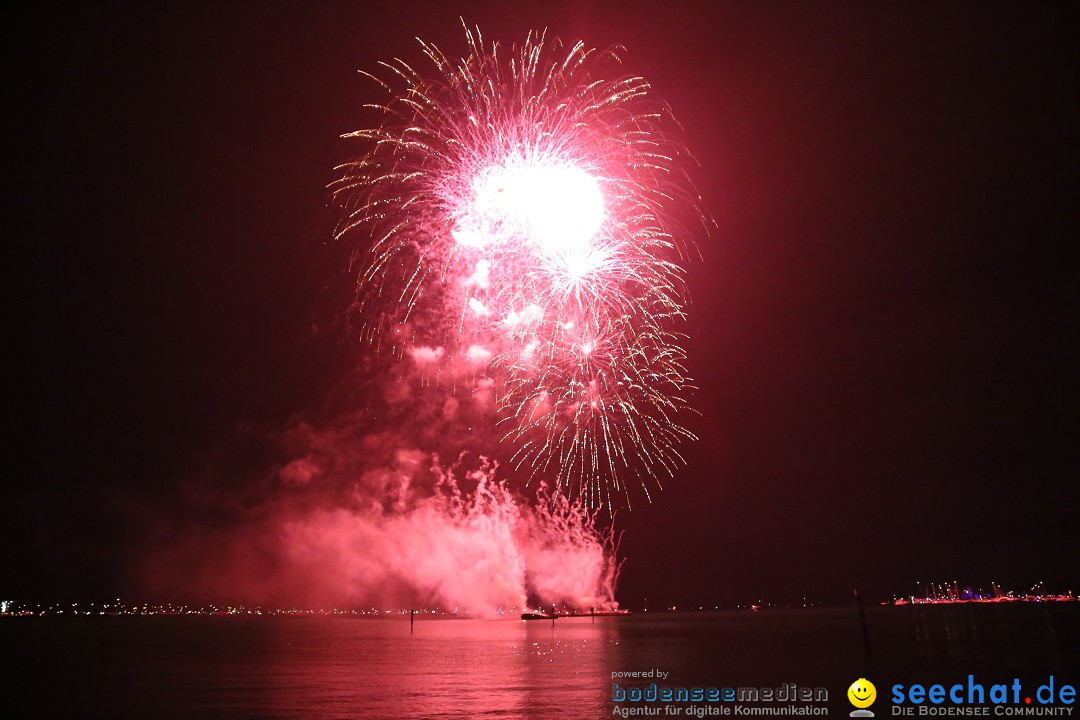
[848,678,877,709]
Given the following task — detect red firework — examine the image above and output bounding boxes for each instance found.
[331,26,706,511]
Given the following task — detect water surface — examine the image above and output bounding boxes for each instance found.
[3,605,1076,719]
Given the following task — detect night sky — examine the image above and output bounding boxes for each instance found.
[6,1,1077,607]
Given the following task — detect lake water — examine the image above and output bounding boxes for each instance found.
[3,605,1077,719]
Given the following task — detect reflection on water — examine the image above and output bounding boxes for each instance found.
[261,618,622,719]
[897,604,1074,681]
[2,606,1076,719]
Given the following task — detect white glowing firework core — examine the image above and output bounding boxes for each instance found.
[454,159,605,258]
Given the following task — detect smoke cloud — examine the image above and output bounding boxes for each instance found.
[136,356,620,615]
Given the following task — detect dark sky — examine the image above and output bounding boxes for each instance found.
[6,1,1078,606]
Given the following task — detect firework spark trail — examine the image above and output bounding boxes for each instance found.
[332,26,705,512]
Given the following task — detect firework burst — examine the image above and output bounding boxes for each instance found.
[332,26,705,512]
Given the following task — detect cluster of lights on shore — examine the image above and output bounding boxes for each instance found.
[3,581,1073,618]
[888,580,1075,605]
[0,601,594,617]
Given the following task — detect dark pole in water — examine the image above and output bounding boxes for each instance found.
[853,588,872,671]
[552,604,556,627]
[410,609,415,634]
[591,606,595,623]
